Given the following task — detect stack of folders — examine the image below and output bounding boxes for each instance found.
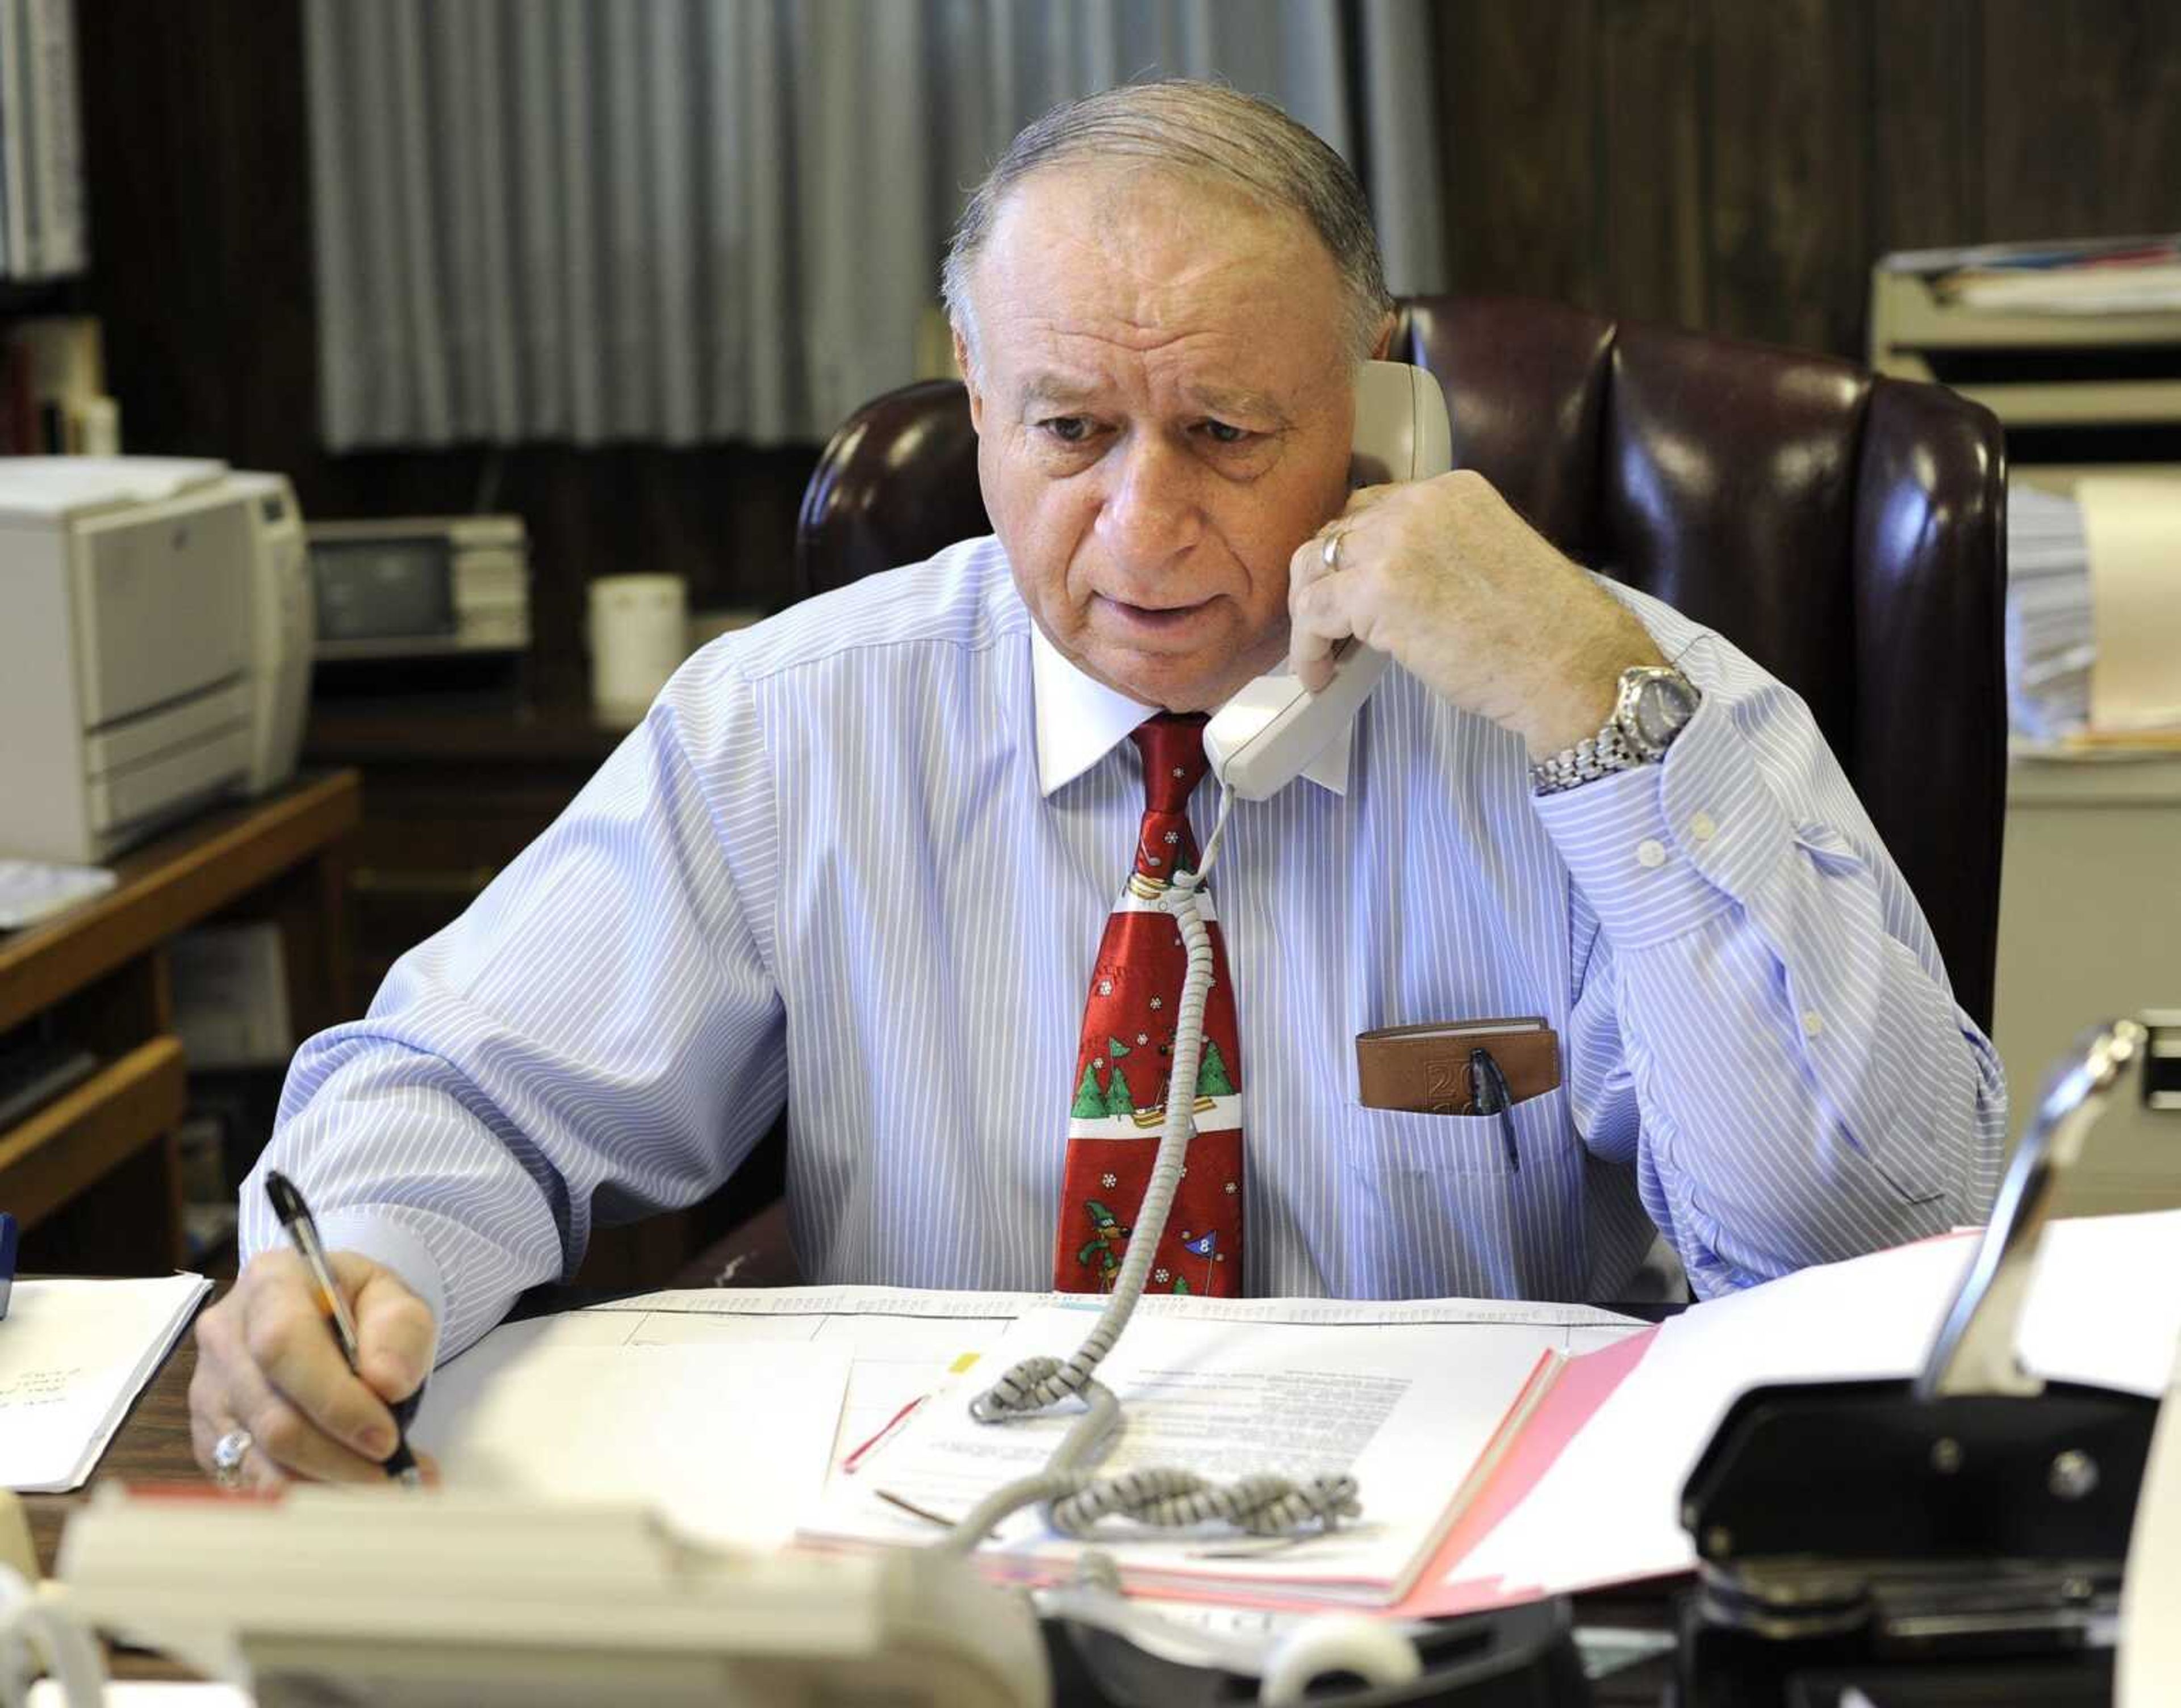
[0,1272,210,1492]
[800,1213,2181,1615]
[803,1300,1636,1609]
[1917,235,2181,315]
[2005,480,2094,746]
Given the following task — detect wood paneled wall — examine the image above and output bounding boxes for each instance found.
[66,1,2181,712]
[1435,0,2181,360]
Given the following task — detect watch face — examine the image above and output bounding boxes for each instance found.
[1631,672,1700,751]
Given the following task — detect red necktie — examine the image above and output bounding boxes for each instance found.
[1053,714,1244,1296]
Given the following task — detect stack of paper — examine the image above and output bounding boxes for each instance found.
[802,1299,1637,1608]
[2080,475,2181,736]
[1886,235,2181,315]
[420,1215,2181,1621]
[2006,480,2095,744]
[1,1273,210,1493]
[424,1287,1635,1601]
[1398,1209,2181,1616]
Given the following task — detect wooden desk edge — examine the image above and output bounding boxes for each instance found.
[24,1283,211,1578]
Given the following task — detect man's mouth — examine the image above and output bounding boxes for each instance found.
[1096,593,1214,637]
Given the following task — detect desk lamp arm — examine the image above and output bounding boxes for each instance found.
[1915,1018,2148,1402]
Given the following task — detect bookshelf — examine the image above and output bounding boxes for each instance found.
[0,773,359,1274]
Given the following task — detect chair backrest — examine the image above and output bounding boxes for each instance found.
[794,296,2008,1029]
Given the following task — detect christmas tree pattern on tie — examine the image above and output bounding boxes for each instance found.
[1052,715,1246,1297]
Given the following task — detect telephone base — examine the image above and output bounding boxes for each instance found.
[56,1488,1050,1708]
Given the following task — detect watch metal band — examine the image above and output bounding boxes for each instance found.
[1529,719,1641,797]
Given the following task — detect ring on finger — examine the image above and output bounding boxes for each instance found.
[211,1425,254,1491]
[1321,529,1346,571]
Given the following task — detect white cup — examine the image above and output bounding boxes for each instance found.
[588,573,690,723]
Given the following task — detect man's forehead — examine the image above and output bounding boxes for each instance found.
[971,165,1346,394]
[984,165,1312,287]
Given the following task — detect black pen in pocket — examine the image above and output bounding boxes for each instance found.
[264,1170,425,1485]
[1469,1047,1520,1171]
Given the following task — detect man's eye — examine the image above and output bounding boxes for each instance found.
[1039,417,1093,445]
[1200,420,1251,446]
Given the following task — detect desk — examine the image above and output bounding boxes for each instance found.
[0,773,360,1272]
[22,1286,1681,1705]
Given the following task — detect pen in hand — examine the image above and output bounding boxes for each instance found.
[264,1170,424,1487]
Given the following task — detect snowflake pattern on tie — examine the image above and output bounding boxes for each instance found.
[1053,715,1244,1296]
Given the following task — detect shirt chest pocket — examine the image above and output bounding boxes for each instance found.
[1344,1085,1574,1179]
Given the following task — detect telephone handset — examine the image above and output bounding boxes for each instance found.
[1202,359,1455,800]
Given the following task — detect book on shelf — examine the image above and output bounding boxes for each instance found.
[0,313,115,452]
[0,0,83,281]
[0,0,26,275]
[24,0,82,277]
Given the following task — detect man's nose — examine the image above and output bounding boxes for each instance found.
[1095,434,1201,571]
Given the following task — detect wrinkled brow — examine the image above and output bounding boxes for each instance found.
[1014,371,1292,427]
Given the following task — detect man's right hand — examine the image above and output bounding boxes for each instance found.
[189,1249,435,1488]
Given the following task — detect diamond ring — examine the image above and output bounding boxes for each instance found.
[211,1425,254,1491]
[1321,529,1344,571]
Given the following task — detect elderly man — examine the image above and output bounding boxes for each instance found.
[191,81,2003,1488]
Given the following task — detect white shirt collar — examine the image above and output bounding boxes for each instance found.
[1029,621,1352,799]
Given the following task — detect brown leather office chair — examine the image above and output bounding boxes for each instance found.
[795,296,2008,1030]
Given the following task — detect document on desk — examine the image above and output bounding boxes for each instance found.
[408,1313,851,1549]
[573,1284,1633,1489]
[1398,1208,2181,1618]
[0,1273,210,1493]
[801,1297,1639,1609]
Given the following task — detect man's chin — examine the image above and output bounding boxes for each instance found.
[1087,646,1272,714]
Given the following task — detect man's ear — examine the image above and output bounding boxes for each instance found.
[952,326,984,432]
[1369,311,1397,362]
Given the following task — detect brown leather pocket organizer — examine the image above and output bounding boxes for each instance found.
[1354,1018,1564,1116]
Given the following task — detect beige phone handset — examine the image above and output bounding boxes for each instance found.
[1202,359,1455,800]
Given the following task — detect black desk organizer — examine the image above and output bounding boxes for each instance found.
[1043,1596,1593,1707]
[1675,1016,2178,1708]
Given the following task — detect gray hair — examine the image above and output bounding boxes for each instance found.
[942,79,1393,378]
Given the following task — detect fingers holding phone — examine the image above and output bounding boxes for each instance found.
[1286,471,1656,752]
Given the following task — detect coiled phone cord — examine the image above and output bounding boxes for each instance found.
[0,1566,103,1708]
[940,789,1360,1556]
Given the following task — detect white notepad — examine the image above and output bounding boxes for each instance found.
[1,1274,211,1493]
[0,859,115,930]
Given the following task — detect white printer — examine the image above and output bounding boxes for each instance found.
[0,457,314,864]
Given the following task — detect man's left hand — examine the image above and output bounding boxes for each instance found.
[1286,471,1664,757]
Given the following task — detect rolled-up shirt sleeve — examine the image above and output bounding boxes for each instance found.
[1534,627,2007,1297]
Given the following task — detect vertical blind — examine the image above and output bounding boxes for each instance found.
[304,0,1447,450]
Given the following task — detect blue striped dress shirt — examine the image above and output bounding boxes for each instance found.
[241,537,2006,1361]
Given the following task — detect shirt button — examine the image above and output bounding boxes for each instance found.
[1690,811,1718,842]
[1636,838,1667,869]
[1801,1010,1825,1039]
